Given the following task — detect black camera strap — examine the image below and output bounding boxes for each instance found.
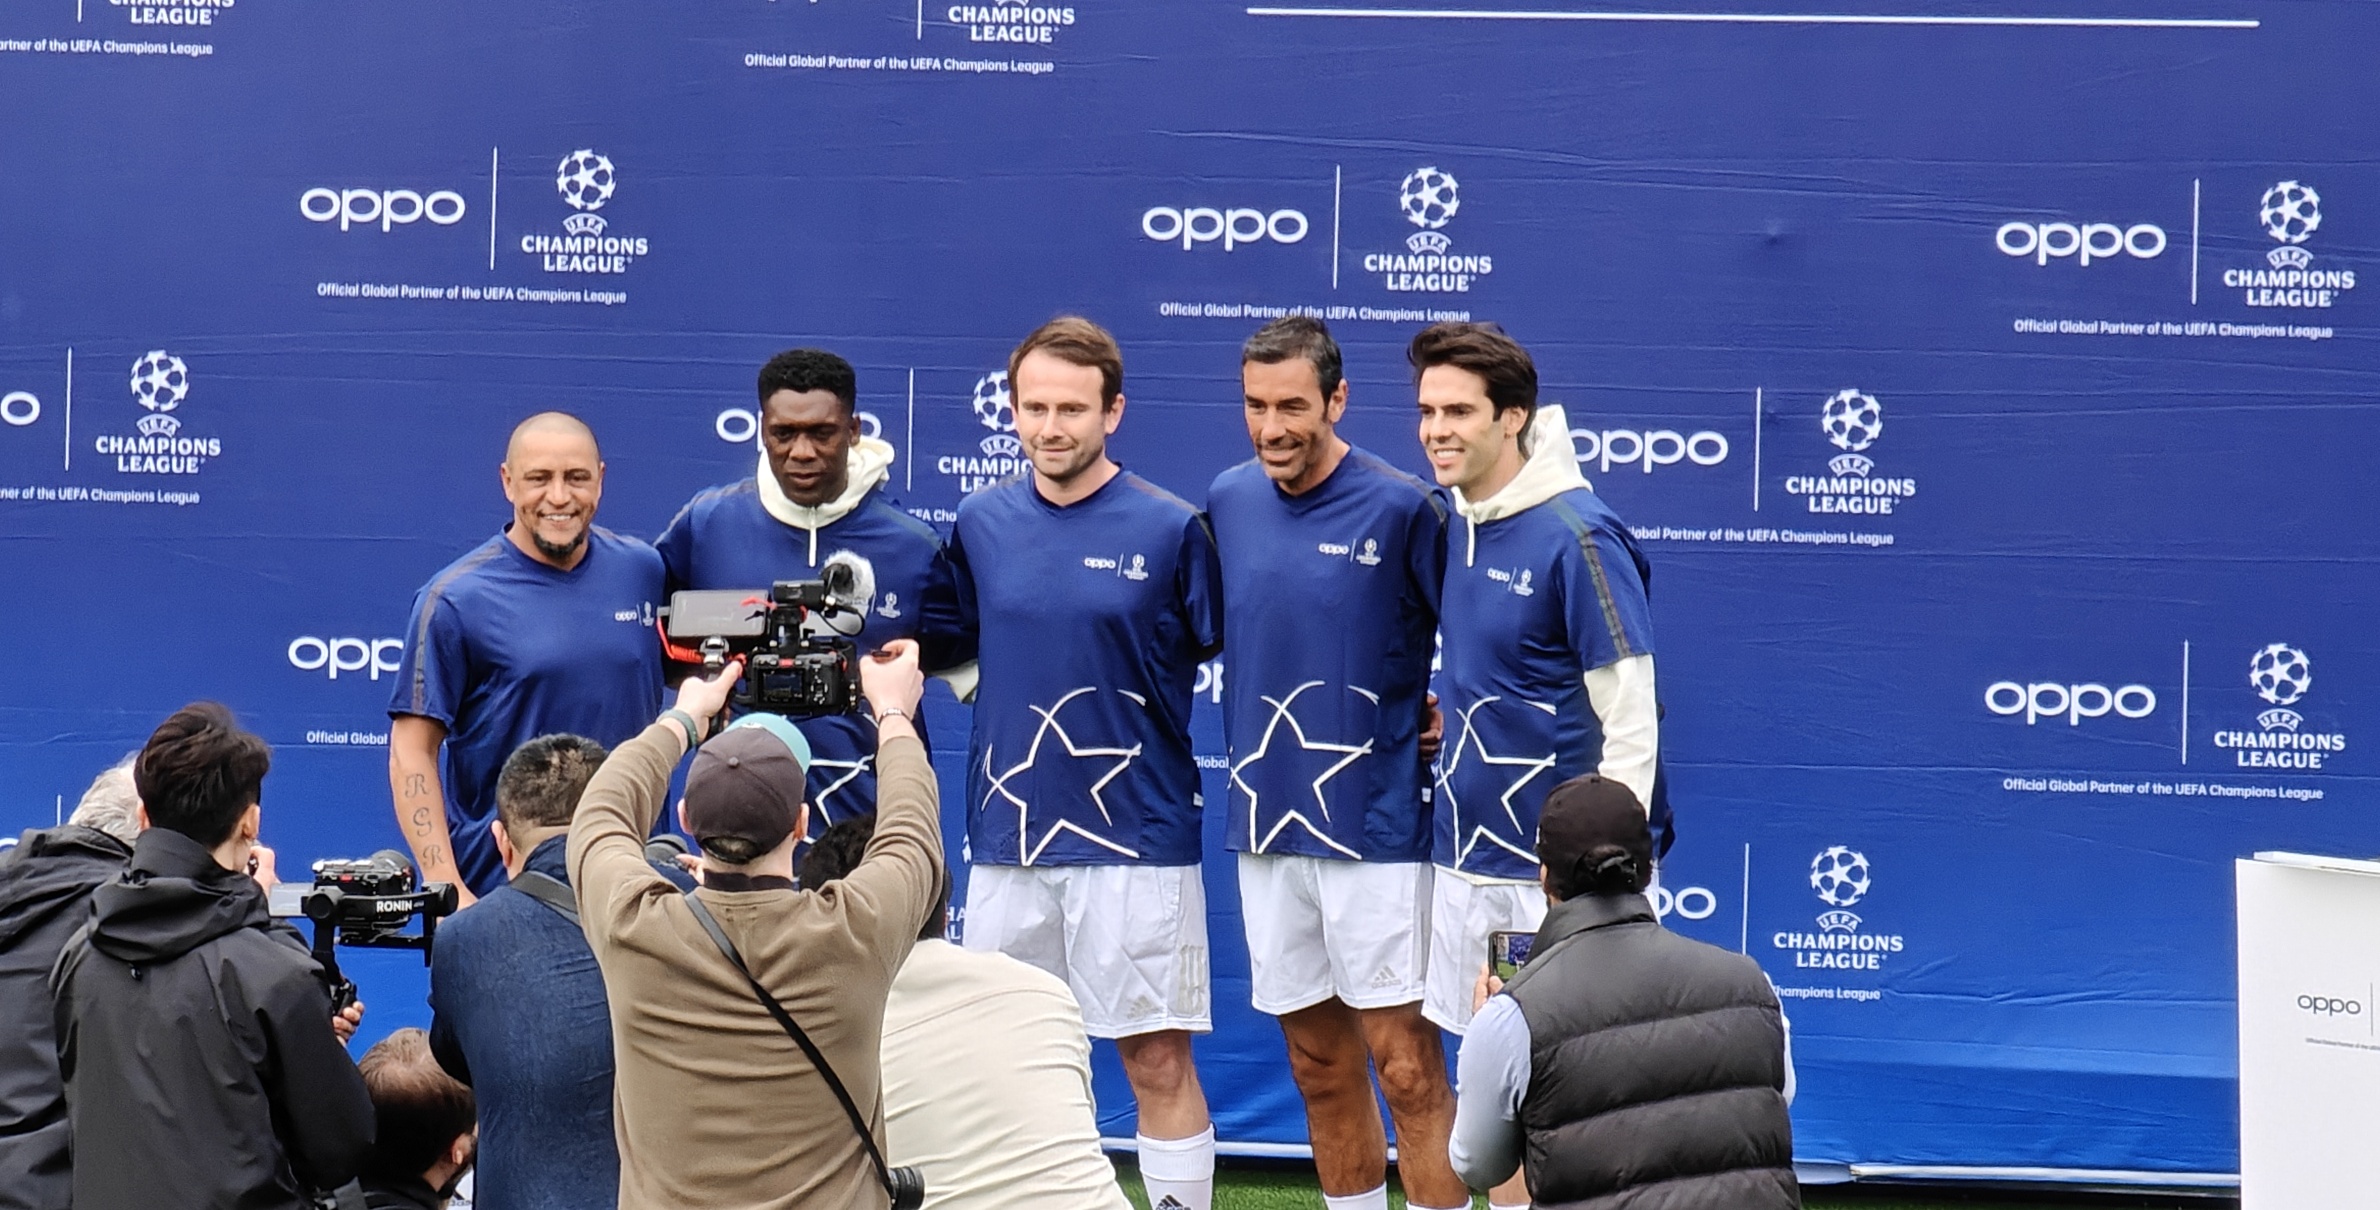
[512,871,580,926]
[680,890,899,1197]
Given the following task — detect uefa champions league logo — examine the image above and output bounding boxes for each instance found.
[2260,181,2321,247]
[2249,642,2312,708]
[1821,389,1882,455]
[970,370,1022,458]
[129,351,188,438]
[1810,845,1870,908]
[1398,167,1459,232]
[556,149,617,240]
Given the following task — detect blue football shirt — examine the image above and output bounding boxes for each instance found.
[950,470,1223,867]
[1434,488,1654,880]
[1207,447,1447,862]
[388,527,667,896]
[655,479,967,825]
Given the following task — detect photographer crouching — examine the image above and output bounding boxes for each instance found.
[568,637,941,1210]
[51,703,375,1210]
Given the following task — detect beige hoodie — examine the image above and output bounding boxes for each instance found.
[1449,403,1661,819]
[754,435,898,565]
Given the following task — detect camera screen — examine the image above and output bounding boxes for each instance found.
[664,590,770,640]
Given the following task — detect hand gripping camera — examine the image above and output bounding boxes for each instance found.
[299,850,458,1012]
[659,552,874,719]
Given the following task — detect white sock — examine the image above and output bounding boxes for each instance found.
[1136,1128,1215,1210]
[1322,1185,1389,1210]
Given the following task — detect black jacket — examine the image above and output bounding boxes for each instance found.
[1506,891,1799,1210]
[0,825,132,1210]
[50,828,375,1210]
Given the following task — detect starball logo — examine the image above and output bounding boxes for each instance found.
[1782,390,1917,515]
[519,150,649,275]
[933,371,1028,494]
[1362,167,1493,294]
[2213,642,2348,770]
[1773,846,1906,972]
[2223,181,2355,309]
[94,350,220,475]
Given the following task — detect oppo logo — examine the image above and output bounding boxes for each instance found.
[300,188,469,232]
[1141,207,1309,251]
[714,408,883,444]
[1995,221,2166,266]
[289,637,405,681]
[1985,681,2156,726]
[1,391,39,427]
[1572,428,1729,475]
[2299,994,2362,1016]
[1650,884,1717,921]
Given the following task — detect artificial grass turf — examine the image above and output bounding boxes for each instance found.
[1109,1159,2225,1210]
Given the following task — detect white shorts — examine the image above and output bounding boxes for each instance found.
[961,863,1212,1039]
[1423,867,1547,1035]
[1237,854,1431,1016]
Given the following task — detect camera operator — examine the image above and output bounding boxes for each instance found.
[1449,775,1797,1208]
[657,349,971,827]
[428,734,690,1210]
[346,1029,478,1210]
[568,638,942,1210]
[0,758,139,1210]
[51,703,375,1210]
[388,412,668,904]
[799,816,1128,1210]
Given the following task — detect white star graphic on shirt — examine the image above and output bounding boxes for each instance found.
[981,686,1144,865]
[806,756,871,826]
[1438,695,1558,870]
[1231,680,1374,859]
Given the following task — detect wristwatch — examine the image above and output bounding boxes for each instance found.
[873,707,913,727]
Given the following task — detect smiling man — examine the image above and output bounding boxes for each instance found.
[1202,317,1467,1210]
[947,316,1224,1210]
[387,412,667,902]
[1413,324,1659,1210]
[657,349,968,825]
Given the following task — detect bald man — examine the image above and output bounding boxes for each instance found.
[387,412,668,902]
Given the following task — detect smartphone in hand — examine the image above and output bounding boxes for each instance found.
[1490,929,1535,982]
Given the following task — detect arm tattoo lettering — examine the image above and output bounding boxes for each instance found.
[409,806,432,833]
[402,773,428,799]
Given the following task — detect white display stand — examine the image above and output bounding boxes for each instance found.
[2237,852,2380,1209]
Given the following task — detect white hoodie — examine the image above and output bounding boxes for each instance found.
[1452,404,1661,816]
[754,435,897,565]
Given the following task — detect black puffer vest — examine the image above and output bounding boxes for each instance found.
[1504,891,1799,1209]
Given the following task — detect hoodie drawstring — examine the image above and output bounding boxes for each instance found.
[1465,515,1478,568]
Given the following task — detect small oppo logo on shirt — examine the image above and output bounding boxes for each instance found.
[611,602,656,624]
[1316,536,1384,566]
[1485,567,1535,596]
[1083,553,1150,580]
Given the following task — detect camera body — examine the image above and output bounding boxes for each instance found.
[660,555,873,719]
[300,850,458,1010]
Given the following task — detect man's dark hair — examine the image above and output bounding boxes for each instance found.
[1242,315,1342,401]
[357,1028,476,1183]
[495,734,608,836]
[799,814,948,942]
[133,702,270,847]
[1009,315,1124,409]
[1547,842,1654,901]
[1407,321,1539,428]
[757,348,858,413]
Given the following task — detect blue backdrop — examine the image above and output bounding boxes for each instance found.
[4,0,2374,1183]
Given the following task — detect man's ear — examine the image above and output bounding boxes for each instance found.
[239,803,261,843]
[492,824,517,870]
[676,800,691,837]
[793,801,811,846]
[450,1130,475,1168]
[134,804,151,832]
[1539,866,1559,903]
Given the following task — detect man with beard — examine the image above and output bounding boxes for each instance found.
[1204,317,1467,1210]
[948,317,1224,1210]
[658,349,968,825]
[388,412,668,903]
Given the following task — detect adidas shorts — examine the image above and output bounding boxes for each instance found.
[1422,867,1547,1035]
[1237,854,1431,1016]
[961,862,1212,1039]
